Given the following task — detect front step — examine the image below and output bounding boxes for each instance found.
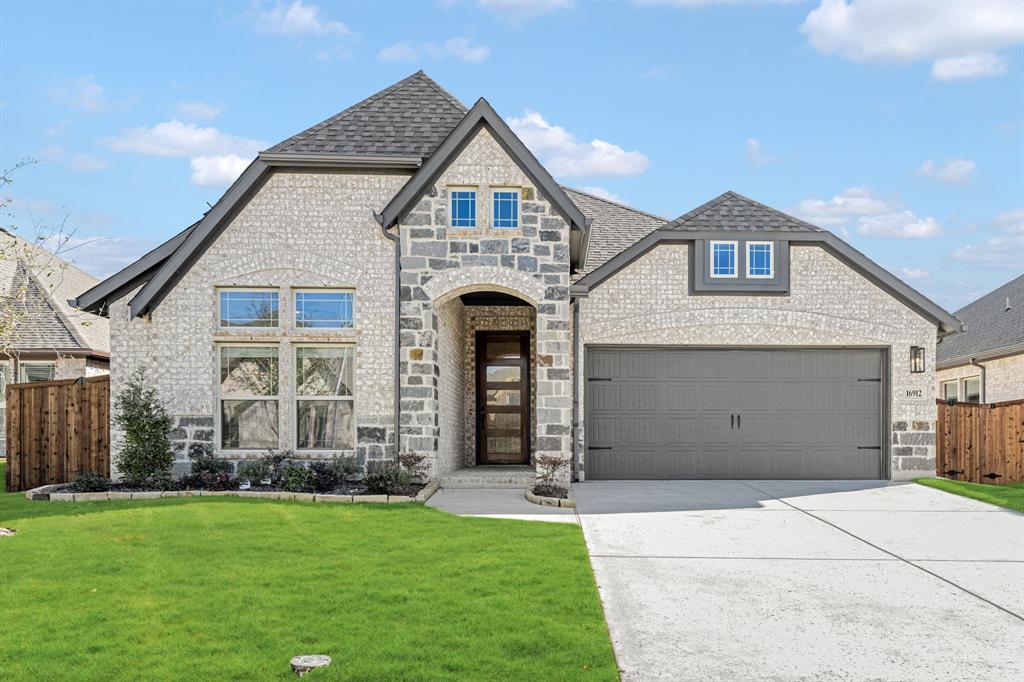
[440,465,536,489]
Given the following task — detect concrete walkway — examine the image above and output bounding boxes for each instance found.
[574,480,1024,682]
[426,487,577,523]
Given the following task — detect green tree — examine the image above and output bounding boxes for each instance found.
[113,367,174,486]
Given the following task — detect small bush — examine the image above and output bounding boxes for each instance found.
[398,451,429,480]
[330,455,360,481]
[71,470,111,492]
[190,451,232,476]
[113,368,174,487]
[237,459,272,486]
[363,465,413,495]
[309,461,337,492]
[179,470,238,491]
[280,465,314,493]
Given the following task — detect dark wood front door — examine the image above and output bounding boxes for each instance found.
[476,332,530,465]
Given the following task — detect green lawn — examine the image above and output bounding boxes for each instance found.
[916,477,1024,512]
[0,462,617,681]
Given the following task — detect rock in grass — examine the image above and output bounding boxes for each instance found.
[0,528,17,536]
[290,655,331,677]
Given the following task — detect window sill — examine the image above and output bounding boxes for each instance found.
[214,330,358,343]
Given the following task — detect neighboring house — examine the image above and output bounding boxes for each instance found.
[74,71,958,483]
[936,274,1023,404]
[0,228,111,453]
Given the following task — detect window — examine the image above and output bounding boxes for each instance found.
[19,362,56,383]
[295,346,354,450]
[941,381,958,401]
[295,290,354,329]
[219,346,279,449]
[219,289,278,328]
[710,241,737,278]
[747,241,774,278]
[449,189,477,228]
[492,189,519,229]
[963,377,981,404]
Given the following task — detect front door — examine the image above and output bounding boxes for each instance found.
[476,332,530,465]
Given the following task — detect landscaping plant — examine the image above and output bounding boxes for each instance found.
[363,464,414,495]
[398,451,429,480]
[533,454,568,499]
[70,470,112,493]
[112,368,175,487]
[280,465,315,493]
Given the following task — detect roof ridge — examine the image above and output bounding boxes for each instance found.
[667,192,736,226]
[414,70,468,113]
[725,190,824,232]
[953,273,1024,316]
[561,185,668,222]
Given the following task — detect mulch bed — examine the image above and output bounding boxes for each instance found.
[59,482,426,497]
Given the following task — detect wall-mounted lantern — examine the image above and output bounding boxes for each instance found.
[910,346,925,373]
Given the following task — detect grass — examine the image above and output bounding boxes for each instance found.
[916,477,1024,512]
[0,461,617,681]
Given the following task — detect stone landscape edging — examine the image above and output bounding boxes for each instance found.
[28,479,441,505]
[525,488,575,508]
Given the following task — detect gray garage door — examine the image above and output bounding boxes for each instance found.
[585,348,884,480]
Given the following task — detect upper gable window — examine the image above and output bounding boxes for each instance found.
[710,241,737,278]
[295,290,354,329]
[492,189,520,229]
[219,289,279,328]
[450,189,477,228]
[746,242,774,278]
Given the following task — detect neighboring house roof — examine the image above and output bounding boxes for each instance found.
[937,274,1024,367]
[0,228,110,355]
[265,71,467,158]
[664,191,824,233]
[561,187,666,279]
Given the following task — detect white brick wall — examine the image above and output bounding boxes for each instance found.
[576,243,940,480]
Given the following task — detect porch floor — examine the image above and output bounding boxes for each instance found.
[439,465,536,489]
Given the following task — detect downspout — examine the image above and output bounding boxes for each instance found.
[571,296,580,482]
[969,358,986,403]
[377,215,402,459]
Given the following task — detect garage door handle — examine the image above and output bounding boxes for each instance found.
[588,377,613,382]
[737,414,741,429]
[588,446,612,450]
[730,414,734,429]
[857,446,881,450]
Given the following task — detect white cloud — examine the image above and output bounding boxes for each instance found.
[44,120,69,137]
[41,234,158,279]
[637,1,797,6]
[801,0,1023,80]
[175,101,224,121]
[102,120,266,158]
[70,154,108,172]
[931,52,1009,80]
[952,235,1024,269]
[38,144,64,161]
[857,211,942,239]
[996,208,1024,234]
[914,158,975,184]
[506,111,650,178]
[254,1,350,36]
[898,267,930,281]
[379,37,490,63]
[746,137,777,165]
[190,154,251,188]
[579,186,625,203]
[477,0,573,24]
[50,75,108,112]
[794,186,941,238]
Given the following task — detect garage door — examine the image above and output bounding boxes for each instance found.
[585,348,884,480]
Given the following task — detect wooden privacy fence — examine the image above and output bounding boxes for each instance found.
[935,398,1024,484]
[4,375,110,493]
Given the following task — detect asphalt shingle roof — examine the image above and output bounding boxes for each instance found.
[937,274,1024,365]
[562,187,666,278]
[265,71,468,158]
[664,191,824,233]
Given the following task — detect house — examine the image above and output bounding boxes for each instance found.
[936,274,1023,404]
[73,71,959,483]
[1,228,111,453]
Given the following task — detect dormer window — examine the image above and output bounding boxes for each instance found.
[450,188,477,228]
[710,240,737,278]
[747,241,774,278]
[492,189,520,229]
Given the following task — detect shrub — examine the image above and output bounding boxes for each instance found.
[398,451,429,480]
[113,368,174,487]
[533,455,568,499]
[330,455,360,481]
[237,459,272,486]
[179,470,238,491]
[71,470,111,492]
[363,465,413,495]
[280,465,314,493]
[189,451,231,476]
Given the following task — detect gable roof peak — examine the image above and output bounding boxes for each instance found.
[664,190,824,233]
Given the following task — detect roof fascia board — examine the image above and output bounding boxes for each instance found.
[129,160,270,318]
[258,152,422,169]
[72,224,197,314]
[572,228,960,333]
[936,342,1024,370]
[377,98,588,233]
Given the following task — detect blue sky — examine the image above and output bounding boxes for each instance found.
[2,0,1022,310]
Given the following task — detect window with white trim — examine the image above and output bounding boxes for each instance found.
[746,241,774,278]
[19,362,56,383]
[710,240,737,278]
[295,346,354,450]
[219,345,279,449]
[492,189,520,229]
[218,289,278,328]
[941,380,958,401]
[963,376,981,404]
[295,290,354,329]
[449,188,477,228]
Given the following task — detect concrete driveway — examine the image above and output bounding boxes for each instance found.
[574,480,1024,682]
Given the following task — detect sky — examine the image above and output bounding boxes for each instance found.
[1,0,1022,311]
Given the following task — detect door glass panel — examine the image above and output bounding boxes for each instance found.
[486,366,521,383]
[485,339,521,360]
[487,436,522,454]
[486,413,521,431]
[487,389,521,406]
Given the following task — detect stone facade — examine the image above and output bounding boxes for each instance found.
[108,169,407,475]
[576,243,940,480]
[936,354,1024,403]
[396,128,572,481]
